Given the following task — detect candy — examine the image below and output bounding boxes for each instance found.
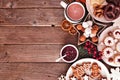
[82,22,89,28]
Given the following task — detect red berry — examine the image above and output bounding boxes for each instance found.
[87,48,91,52]
[88,51,91,54]
[93,52,97,55]
[93,55,96,57]
[90,45,94,48]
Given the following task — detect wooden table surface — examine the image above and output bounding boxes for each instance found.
[0,0,114,80]
[0,0,77,80]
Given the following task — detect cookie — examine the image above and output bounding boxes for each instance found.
[71,65,85,79]
[90,0,105,5]
[76,24,85,32]
[113,29,120,39]
[114,54,120,65]
[79,35,86,42]
[103,47,114,58]
[104,36,115,46]
[116,42,120,52]
[82,62,91,70]
[92,37,98,43]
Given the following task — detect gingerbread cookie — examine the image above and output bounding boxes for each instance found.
[90,62,102,79]
[116,42,120,52]
[82,62,91,70]
[71,65,85,79]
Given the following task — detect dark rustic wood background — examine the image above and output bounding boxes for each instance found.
[0,0,78,80]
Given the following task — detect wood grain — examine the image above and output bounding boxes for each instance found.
[1,0,62,8]
[0,63,70,80]
[0,9,64,26]
[0,0,2,8]
[0,44,66,62]
[0,26,77,44]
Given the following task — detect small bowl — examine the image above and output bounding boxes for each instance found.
[60,44,79,63]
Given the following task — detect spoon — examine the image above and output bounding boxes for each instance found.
[55,55,67,62]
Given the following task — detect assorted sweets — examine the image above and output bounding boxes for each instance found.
[60,1,120,80]
[98,26,120,66]
[75,20,100,43]
[90,0,105,18]
[93,3,104,18]
[90,0,120,21]
[60,0,120,67]
[69,62,107,80]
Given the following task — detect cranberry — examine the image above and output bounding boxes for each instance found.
[62,46,77,61]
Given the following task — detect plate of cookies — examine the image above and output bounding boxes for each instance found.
[98,25,120,67]
[86,0,120,23]
[66,58,110,80]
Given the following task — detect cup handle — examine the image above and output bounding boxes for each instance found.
[60,1,67,9]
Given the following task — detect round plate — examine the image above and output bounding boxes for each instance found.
[66,58,110,80]
[86,0,120,23]
[98,25,120,67]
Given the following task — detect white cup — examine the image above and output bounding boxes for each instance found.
[60,1,85,23]
[60,44,79,63]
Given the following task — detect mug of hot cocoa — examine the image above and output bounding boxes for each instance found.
[60,1,85,23]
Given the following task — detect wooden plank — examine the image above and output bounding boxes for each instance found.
[0,44,66,62]
[0,9,64,26]
[0,26,77,44]
[0,0,2,8]
[1,0,62,8]
[0,63,70,80]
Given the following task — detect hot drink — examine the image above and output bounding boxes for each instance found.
[67,3,85,21]
[60,1,85,23]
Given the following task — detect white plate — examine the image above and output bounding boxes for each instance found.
[98,25,120,67]
[86,0,120,23]
[66,58,110,80]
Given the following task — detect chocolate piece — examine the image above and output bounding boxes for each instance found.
[103,3,120,21]
[106,0,120,7]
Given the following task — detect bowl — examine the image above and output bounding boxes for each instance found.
[60,44,79,63]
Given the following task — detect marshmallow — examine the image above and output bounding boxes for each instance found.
[83,33,89,38]
[85,27,92,35]
[87,20,93,27]
[82,22,89,28]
